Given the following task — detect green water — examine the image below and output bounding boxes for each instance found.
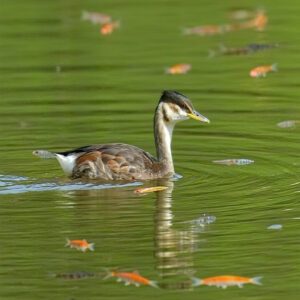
[1,0,300,299]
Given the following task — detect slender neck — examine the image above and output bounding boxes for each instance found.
[154,104,175,174]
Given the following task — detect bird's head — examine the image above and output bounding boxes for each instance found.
[158,90,210,124]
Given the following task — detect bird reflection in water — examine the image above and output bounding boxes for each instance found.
[57,178,216,290]
[153,178,215,290]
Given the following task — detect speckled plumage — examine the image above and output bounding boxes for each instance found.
[62,143,162,180]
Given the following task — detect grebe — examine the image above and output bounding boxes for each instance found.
[33,91,209,180]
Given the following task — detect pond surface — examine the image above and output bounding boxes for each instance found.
[0,0,300,299]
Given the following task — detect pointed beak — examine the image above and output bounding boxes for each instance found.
[187,111,210,123]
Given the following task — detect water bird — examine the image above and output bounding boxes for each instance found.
[250,64,277,77]
[65,239,94,252]
[104,270,158,288]
[33,91,209,180]
[192,275,262,288]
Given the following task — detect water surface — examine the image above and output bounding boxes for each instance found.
[1,0,300,299]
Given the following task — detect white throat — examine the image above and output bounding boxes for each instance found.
[154,104,178,174]
[161,120,174,160]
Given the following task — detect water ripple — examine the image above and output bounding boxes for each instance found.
[0,175,141,195]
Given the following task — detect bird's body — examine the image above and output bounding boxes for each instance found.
[33,91,209,181]
[55,143,162,180]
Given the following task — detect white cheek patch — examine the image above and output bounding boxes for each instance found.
[163,103,188,122]
[178,109,188,119]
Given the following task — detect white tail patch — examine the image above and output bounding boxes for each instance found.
[33,149,78,176]
[56,154,78,176]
